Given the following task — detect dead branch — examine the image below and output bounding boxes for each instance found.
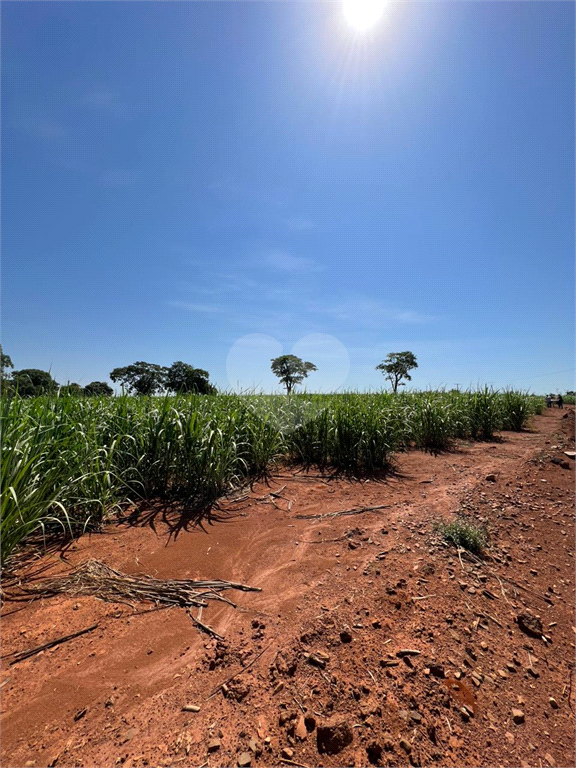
[187,609,224,641]
[295,504,391,521]
[4,623,99,665]
[208,644,272,700]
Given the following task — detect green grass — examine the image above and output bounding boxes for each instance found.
[1,388,538,566]
[435,518,489,556]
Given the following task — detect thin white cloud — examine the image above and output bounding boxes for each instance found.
[307,297,436,327]
[262,251,321,273]
[170,301,224,314]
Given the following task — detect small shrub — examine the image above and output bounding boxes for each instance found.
[435,518,488,555]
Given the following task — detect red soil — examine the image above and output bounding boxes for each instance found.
[1,408,574,768]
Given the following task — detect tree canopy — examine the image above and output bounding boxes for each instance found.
[110,361,215,396]
[11,369,59,397]
[1,346,14,378]
[110,362,167,396]
[376,351,418,393]
[271,354,317,395]
[165,361,216,394]
[84,381,114,396]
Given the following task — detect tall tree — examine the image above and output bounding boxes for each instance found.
[165,362,216,394]
[11,369,59,397]
[376,351,418,393]
[110,362,167,395]
[0,346,14,380]
[84,381,114,396]
[60,383,84,396]
[271,354,317,395]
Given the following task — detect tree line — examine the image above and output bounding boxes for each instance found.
[1,344,419,397]
[0,349,216,397]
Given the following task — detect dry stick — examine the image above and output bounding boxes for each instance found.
[293,695,306,714]
[207,644,272,700]
[4,623,99,665]
[477,611,503,628]
[296,536,347,545]
[187,610,223,641]
[295,504,392,521]
[495,574,510,604]
[457,548,467,572]
[279,759,311,768]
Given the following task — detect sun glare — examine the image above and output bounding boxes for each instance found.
[342,0,386,31]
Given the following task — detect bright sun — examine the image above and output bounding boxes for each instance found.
[342,0,386,31]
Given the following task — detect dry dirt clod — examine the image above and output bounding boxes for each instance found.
[281,747,294,759]
[317,718,354,755]
[295,715,307,740]
[207,739,221,753]
[517,612,543,638]
[512,709,525,724]
[237,751,252,767]
[399,738,412,754]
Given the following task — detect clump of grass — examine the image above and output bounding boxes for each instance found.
[435,518,488,555]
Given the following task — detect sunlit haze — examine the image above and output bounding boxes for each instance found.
[342,0,386,31]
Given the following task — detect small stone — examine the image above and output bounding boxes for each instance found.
[119,727,137,745]
[505,732,515,745]
[281,747,294,759]
[273,682,284,695]
[207,739,221,753]
[549,697,559,709]
[409,711,422,723]
[182,704,201,712]
[512,709,525,724]
[238,752,252,767]
[460,707,470,722]
[24,762,36,767]
[249,738,260,754]
[485,473,496,482]
[396,649,421,658]
[399,738,412,754]
[427,662,445,678]
[295,715,307,740]
[544,754,557,767]
[340,630,353,644]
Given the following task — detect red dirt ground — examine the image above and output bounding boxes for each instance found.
[1,407,574,768]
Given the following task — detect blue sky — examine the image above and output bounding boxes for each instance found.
[2,1,574,393]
